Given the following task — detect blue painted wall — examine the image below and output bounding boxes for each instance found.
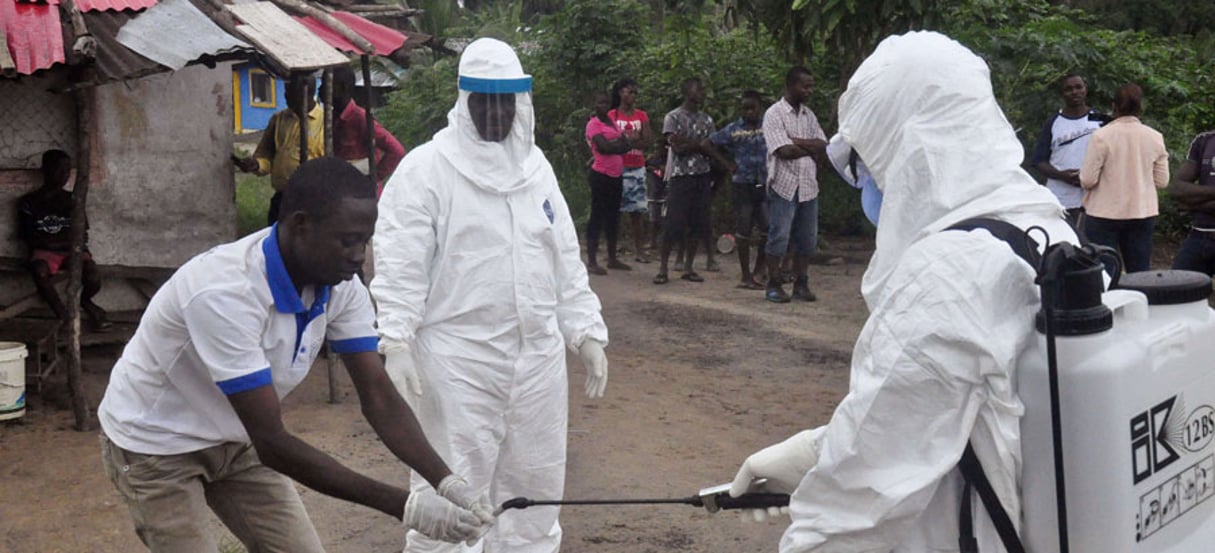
[233,63,288,133]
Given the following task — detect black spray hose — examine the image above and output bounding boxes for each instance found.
[1041,290,1069,553]
[497,491,790,515]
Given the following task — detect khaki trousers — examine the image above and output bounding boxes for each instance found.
[100,433,325,553]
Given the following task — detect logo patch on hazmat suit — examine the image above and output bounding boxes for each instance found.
[543,199,554,223]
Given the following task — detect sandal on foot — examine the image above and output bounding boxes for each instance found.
[607,259,633,271]
[652,273,669,284]
[586,264,607,276]
[681,272,704,282]
[736,280,764,290]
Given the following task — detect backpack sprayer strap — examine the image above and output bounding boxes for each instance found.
[958,443,1026,553]
[946,218,1038,553]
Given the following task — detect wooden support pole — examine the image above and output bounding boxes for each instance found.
[61,0,95,432]
[321,68,341,405]
[296,74,309,167]
[323,69,334,156]
[361,55,376,183]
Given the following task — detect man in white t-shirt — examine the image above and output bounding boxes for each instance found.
[1031,73,1110,230]
[97,158,492,553]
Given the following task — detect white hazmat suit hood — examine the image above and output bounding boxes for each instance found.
[433,37,542,194]
[838,31,1067,308]
[759,32,1080,553]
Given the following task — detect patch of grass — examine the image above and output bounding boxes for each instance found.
[236,172,273,237]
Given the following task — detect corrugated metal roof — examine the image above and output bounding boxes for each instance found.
[1,0,66,75]
[83,8,168,82]
[81,0,251,85]
[226,1,347,72]
[116,0,249,70]
[77,0,159,13]
[294,10,404,56]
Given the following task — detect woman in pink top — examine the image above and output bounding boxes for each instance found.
[1079,82,1169,273]
[585,91,633,274]
[609,78,653,263]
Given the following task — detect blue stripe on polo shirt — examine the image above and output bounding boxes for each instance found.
[329,336,379,354]
[458,76,532,94]
[216,368,273,395]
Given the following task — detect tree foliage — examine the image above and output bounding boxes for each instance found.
[380,0,1213,237]
[941,0,1215,238]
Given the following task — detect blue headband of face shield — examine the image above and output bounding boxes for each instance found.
[458,76,533,94]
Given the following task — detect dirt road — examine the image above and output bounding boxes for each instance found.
[0,236,874,553]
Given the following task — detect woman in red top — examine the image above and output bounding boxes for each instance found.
[609,78,653,263]
[585,91,633,274]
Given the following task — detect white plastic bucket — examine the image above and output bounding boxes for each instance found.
[0,341,28,421]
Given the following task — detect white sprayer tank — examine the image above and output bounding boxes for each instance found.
[1019,270,1215,553]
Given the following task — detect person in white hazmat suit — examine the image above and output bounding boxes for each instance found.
[371,38,610,553]
[728,31,1082,553]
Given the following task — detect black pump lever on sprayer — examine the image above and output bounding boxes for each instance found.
[496,482,790,515]
[1032,227,1121,553]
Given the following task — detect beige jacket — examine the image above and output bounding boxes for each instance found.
[1079,116,1169,219]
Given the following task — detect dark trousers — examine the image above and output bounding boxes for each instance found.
[1172,229,1215,276]
[267,191,284,227]
[1084,215,1155,274]
[587,169,623,261]
[732,182,768,240]
[664,174,712,246]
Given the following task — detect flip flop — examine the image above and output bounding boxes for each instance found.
[652,273,669,284]
[681,272,704,282]
[736,281,764,290]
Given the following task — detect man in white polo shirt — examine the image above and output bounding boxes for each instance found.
[97,158,492,553]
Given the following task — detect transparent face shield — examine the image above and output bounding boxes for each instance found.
[466,92,518,143]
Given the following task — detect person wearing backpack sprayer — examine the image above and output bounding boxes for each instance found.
[728,32,1080,553]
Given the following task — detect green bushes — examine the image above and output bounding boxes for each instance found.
[379,0,863,233]
[378,0,1212,239]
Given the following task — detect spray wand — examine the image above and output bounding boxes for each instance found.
[496,482,789,515]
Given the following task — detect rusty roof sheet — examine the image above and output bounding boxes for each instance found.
[294,10,404,56]
[77,0,159,12]
[116,0,249,70]
[226,1,347,72]
[80,0,251,84]
[1,0,67,75]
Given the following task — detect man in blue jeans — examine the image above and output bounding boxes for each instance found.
[762,66,827,303]
[1169,129,1215,275]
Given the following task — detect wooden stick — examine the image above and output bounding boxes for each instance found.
[60,0,94,432]
[323,69,334,156]
[270,0,375,54]
[320,68,342,405]
[361,55,377,183]
[296,74,309,168]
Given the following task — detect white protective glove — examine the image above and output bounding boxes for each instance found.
[728,429,821,522]
[578,339,609,398]
[437,475,496,525]
[402,490,489,545]
[384,343,422,397]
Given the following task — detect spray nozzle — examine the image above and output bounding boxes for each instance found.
[1035,241,1117,336]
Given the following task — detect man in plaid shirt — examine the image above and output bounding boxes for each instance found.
[762,66,827,303]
